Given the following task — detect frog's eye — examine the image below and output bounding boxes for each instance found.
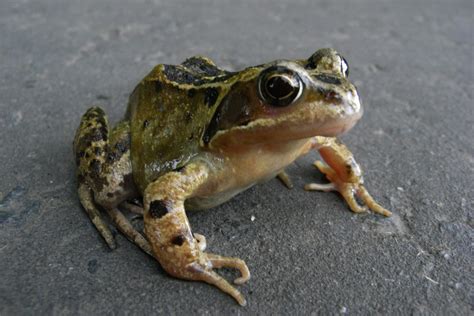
[340,56,349,77]
[258,66,303,107]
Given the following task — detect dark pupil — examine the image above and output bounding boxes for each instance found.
[266,76,294,100]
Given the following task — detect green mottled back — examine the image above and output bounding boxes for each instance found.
[127,56,258,193]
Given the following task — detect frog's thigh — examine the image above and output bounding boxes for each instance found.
[74,107,117,248]
[142,163,250,306]
[74,107,151,252]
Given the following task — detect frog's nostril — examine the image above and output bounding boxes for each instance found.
[317,87,341,103]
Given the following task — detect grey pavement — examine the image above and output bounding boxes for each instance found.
[1,0,473,314]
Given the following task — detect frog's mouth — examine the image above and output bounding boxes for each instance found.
[208,108,362,149]
[312,111,362,136]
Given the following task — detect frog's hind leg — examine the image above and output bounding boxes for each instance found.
[74,107,151,254]
[77,182,116,249]
[119,201,144,215]
[74,107,118,248]
[106,208,152,256]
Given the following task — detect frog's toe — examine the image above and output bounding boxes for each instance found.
[78,183,116,249]
[304,182,336,192]
[207,253,251,285]
[340,183,392,216]
[183,252,250,305]
[188,262,247,306]
[304,160,337,192]
[106,208,153,255]
[339,184,369,213]
[313,160,334,176]
[193,233,207,251]
[356,185,392,216]
[119,201,144,215]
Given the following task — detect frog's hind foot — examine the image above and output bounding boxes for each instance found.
[77,183,116,249]
[106,208,153,256]
[77,183,152,254]
[74,107,152,254]
[120,201,144,215]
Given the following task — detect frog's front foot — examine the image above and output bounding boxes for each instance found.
[185,251,251,305]
[305,160,392,216]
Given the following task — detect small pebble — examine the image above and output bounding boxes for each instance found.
[440,250,450,260]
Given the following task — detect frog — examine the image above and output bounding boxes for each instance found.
[73,48,391,306]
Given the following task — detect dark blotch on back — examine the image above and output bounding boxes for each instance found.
[149,200,168,218]
[182,56,222,76]
[314,74,341,85]
[204,88,219,107]
[164,63,235,86]
[163,65,196,84]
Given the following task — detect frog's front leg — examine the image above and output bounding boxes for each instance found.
[305,136,391,216]
[143,162,250,306]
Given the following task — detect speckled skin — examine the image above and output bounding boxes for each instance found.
[73,48,391,305]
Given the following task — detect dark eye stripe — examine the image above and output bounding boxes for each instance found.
[314,74,341,85]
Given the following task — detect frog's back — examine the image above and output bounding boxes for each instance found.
[127,56,238,193]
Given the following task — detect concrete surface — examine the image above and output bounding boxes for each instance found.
[1,0,472,314]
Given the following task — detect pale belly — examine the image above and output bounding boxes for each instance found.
[186,138,313,210]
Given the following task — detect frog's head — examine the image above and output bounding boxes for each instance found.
[205,48,362,148]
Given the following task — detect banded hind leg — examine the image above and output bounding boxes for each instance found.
[73,107,152,255]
